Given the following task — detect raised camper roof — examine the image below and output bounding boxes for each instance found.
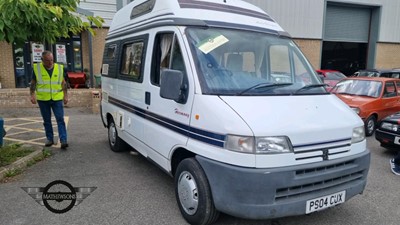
[107,0,288,39]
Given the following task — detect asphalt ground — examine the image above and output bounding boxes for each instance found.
[0,107,399,225]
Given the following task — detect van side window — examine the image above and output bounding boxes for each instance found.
[120,41,144,81]
[396,81,400,95]
[151,33,186,86]
[268,45,313,84]
[102,43,118,77]
[106,44,117,59]
[269,45,291,83]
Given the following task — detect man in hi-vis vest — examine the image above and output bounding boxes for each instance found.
[30,50,69,149]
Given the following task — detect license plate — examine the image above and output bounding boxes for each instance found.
[306,191,346,214]
[395,136,400,145]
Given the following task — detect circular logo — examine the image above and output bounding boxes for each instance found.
[42,180,77,214]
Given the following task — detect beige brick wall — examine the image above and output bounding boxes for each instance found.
[81,28,109,75]
[375,42,400,69]
[293,39,322,70]
[0,28,108,89]
[0,88,100,110]
[0,42,16,89]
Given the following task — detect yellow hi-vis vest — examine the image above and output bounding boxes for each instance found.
[34,63,64,101]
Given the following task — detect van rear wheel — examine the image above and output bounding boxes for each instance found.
[175,158,219,225]
[107,118,126,152]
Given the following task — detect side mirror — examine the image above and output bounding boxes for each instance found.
[160,69,187,103]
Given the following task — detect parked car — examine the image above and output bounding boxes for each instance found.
[316,69,347,91]
[352,69,400,79]
[331,77,400,136]
[375,112,400,150]
[322,58,364,76]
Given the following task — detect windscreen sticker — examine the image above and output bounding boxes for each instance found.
[196,35,229,54]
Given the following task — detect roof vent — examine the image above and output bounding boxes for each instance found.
[130,0,156,20]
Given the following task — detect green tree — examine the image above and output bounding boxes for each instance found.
[0,0,104,45]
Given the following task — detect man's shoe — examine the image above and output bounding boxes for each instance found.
[61,142,69,149]
[44,140,54,147]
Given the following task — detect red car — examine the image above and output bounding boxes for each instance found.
[331,77,400,136]
[316,69,347,91]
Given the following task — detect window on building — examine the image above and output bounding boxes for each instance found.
[13,45,29,88]
[73,41,82,72]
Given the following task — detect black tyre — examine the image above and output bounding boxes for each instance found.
[175,158,219,225]
[365,115,377,137]
[107,118,128,152]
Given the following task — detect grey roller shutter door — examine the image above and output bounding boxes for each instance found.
[324,5,371,43]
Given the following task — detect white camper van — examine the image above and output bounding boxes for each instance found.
[100,0,370,224]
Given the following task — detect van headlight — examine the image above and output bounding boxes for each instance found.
[351,126,365,143]
[225,135,293,154]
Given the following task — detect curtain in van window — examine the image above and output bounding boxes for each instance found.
[160,34,173,67]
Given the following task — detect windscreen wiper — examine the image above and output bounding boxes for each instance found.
[236,82,293,96]
[292,84,328,95]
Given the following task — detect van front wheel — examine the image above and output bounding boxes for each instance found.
[175,158,219,225]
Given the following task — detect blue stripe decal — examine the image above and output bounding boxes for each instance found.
[108,97,350,149]
[108,97,225,147]
[294,138,352,149]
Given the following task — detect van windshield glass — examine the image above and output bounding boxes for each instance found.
[186,28,326,96]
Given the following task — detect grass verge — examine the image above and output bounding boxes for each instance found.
[0,143,34,167]
[27,149,52,167]
[0,142,52,181]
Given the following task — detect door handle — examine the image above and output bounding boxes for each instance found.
[145,92,151,105]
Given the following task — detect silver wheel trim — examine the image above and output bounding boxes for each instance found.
[109,123,116,147]
[367,119,375,134]
[177,171,198,215]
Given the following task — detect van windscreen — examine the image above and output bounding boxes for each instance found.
[186,28,326,96]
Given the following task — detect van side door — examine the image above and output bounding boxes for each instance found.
[144,31,193,169]
[111,35,149,155]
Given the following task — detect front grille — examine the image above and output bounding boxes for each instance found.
[293,139,351,162]
[275,171,364,202]
[296,160,355,175]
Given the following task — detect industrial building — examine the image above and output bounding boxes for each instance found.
[0,0,399,89]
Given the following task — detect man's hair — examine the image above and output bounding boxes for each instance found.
[42,50,53,57]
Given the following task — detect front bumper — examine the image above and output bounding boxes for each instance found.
[196,150,370,219]
[375,128,400,149]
